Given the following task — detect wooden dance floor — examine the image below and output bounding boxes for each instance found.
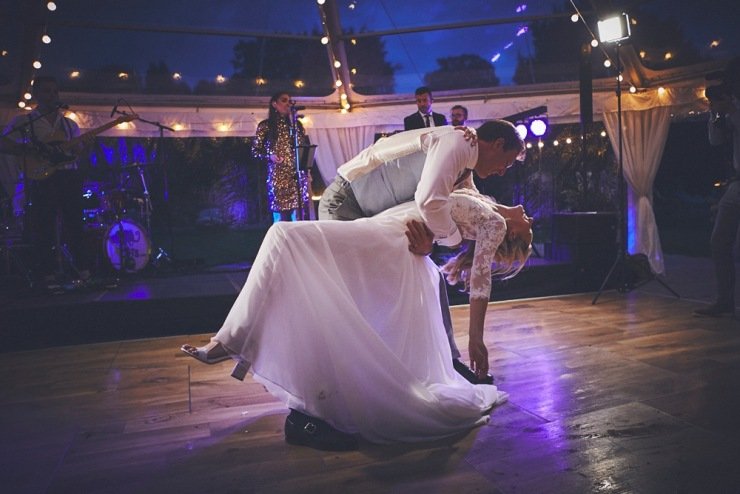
[1,282,739,493]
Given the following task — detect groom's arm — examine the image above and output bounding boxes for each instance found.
[405,220,434,256]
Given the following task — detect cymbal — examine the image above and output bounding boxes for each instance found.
[119,162,156,170]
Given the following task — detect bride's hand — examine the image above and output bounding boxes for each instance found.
[468,339,489,380]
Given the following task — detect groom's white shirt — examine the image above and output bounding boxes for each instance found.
[336,127,477,247]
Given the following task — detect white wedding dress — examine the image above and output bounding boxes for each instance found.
[214,191,508,443]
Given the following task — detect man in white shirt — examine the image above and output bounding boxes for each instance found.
[318,120,525,384]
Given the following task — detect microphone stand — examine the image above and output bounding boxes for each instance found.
[288,102,305,221]
[115,110,176,267]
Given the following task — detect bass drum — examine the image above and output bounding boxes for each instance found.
[104,219,151,272]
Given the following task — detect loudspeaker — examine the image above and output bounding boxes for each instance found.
[579,42,593,127]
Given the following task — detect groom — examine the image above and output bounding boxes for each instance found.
[318,120,525,383]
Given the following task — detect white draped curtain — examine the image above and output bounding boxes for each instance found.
[310,126,379,186]
[603,106,672,274]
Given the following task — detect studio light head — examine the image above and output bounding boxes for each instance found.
[597,13,631,44]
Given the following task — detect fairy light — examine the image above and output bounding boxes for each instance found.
[335,79,343,87]
[603,59,611,68]
[118,72,128,80]
[18,101,26,108]
[350,39,357,45]
[41,34,51,44]
[255,77,266,86]
[333,60,341,68]
[316,0,326,4]
[553,140,559,146]
[350,68,357,75]
[294,80,305,88]
[172,123,185,132]
[33,60,42,69]
[639,50,646,59]
[565,137,572,144]
[571,13,579,23]
[525,142,533,149]
[600,130,607,137]
[70,70,80,79]
[537,141,544,149]
[710,40,720,48]
[47,2,57,11]
[629,85,637,93]
[172,72,182,81]
[664,52,673,61]
[321,36,329,45]
[23,92,32,100]
[215,74,226,83]
[590,39,599,47]
[657,86,666,95]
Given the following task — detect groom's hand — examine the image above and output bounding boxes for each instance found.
[405,220,434,256]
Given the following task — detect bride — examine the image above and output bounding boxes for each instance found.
[181,187,532,449]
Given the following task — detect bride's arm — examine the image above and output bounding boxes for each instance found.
[468,298,489,380]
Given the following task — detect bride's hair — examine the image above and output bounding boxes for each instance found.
[440,235,531,293]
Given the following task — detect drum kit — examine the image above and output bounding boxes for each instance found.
[82,161,159,275]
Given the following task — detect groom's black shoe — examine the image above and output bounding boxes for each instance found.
[453,358,494,385]
[284,409,359,451]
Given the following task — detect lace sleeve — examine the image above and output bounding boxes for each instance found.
[449,191,507,300]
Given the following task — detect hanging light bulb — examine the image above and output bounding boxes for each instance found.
[570,13,579,23]
[334,60,341,68]
[33,60,42,69]
[603,59,612,68]
[42,34,52,44]
[321,36,329,45]
[23,92,32,100]
[591,39,599,47]
[47,2,57,11]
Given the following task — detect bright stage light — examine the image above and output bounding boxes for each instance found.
[515,124,528,140]
[598,13,631,43]
[529,118,548,137]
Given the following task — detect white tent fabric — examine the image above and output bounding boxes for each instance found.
[603,106,672,274]
[0,76,709,272]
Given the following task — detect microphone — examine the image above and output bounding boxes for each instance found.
[56,102,69,110]
[110,103,118,118]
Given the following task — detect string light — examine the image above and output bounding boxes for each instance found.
[70,70,80,79]
[570,13,579,23]
[664,52,673,61]
[333,60,341,68]
[321,36,329,45]
[629,85,637,93]
[553,140,559,146]
[294,80,305,88]
[335,79,343,87]
[600,130,607,137]
[42,34,52,44]
[18,101,26,108]
[33,60,42,69]
[215,74,226,83]
[47,2,57,11]
[316,0,326,4]
[603,59,611,68]
[23,92,32,100]
[565,137,572,144]
[710,40,720,48]
[172,72,182,81]
[590,39,599,47]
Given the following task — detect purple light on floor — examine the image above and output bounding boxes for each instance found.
[126,285,152,300]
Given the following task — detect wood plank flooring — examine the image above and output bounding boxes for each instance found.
[1,291,738,494]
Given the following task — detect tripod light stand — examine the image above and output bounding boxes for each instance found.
[591,13,679,304]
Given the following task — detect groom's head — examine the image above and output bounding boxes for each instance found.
[473,120,525,178]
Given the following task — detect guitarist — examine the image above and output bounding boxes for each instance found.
[2,76,92,285]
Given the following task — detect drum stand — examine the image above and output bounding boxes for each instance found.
[136,164,171,268]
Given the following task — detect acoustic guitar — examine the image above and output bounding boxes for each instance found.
[24,113,137,180]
